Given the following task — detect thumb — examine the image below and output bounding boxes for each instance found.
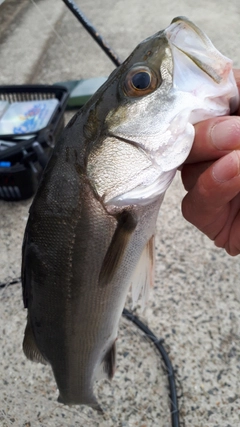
[185,116,240,164]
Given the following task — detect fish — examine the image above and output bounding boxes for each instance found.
[21,17,239,410]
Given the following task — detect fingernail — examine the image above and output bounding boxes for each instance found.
[212,151,240,182]
[211,117,240,150]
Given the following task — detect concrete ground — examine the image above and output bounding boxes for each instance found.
[0,1,240,426]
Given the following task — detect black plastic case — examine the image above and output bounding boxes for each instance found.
[0,85,69,200]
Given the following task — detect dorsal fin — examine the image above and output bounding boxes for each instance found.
[131,235,155,311]
[99,210,137,286]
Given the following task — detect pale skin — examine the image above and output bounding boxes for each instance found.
[181,70,240,256]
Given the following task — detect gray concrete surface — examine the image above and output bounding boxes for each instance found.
[0,1,240,426]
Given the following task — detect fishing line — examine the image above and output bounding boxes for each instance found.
[29,0,69,49]
[29,0,121,65]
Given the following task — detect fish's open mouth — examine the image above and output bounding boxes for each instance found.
[165,16,232,84]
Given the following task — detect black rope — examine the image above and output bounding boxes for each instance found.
[0,277,21,289]
[123,308,179,427]
[62,0,122,67]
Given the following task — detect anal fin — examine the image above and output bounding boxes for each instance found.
[131,235,155,311]
[23,316,47,365]
[96,339,117,381]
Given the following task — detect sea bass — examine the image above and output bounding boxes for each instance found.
[22,17,239,409]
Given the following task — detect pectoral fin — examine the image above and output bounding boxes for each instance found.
[23,316,47,365]
[99,210,137,286]
[131,235,155,310]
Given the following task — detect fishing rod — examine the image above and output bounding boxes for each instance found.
[62,0,121,67]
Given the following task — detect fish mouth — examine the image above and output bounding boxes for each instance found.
[165,16,231,84]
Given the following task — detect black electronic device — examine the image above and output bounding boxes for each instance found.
[0,85,69,200]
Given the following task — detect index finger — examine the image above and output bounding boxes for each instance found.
[234,69,240,90]
[234,69,240,115]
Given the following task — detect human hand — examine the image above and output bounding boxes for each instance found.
[181,70,240,256]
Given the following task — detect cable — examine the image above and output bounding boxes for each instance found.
[123,308,179,427]
[0,277,21,289]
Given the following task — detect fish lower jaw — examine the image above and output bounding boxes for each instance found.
[105,169,176,207]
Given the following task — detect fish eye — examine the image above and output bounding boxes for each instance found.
[132,72,151,90]
[123,66,159,97]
